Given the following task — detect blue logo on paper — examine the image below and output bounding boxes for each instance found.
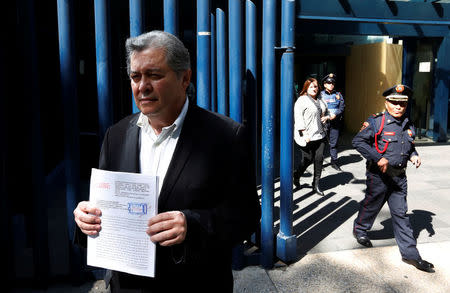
[128,202,148,215]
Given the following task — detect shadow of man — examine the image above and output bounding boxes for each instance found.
[368,209,436,240]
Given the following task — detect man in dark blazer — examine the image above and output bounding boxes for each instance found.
[73,31,261,292]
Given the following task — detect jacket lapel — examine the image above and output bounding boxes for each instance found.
[123,115,141,173]
[158,105,196,208]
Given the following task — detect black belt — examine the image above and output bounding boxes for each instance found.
[367,161,406,177]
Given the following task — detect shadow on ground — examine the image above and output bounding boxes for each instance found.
[368,209,436,240]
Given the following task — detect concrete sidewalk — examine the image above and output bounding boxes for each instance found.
[233,241,450,293]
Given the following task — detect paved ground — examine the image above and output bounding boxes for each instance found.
[10,140,450,293]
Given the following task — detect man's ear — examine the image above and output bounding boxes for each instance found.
[182,69,192,90]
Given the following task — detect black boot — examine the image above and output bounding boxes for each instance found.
[293,171,301,188]
[331,160,342,171]
[312,179,325,196]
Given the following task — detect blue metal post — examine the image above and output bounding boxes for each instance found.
[246,0,257,179]
[211,12,216,112]
[229,0,242,123]
[164,0,178,36]
[216,8,228,116]
[433,36,450,142]
[57,0,81,280]
[197,0,211,110]
[130,0,145,36]
[94,0,114,140]
[277,0,297,262]
[261,0,276,269]
[129,0,145,114]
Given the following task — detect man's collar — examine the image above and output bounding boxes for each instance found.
[172,97,189,132]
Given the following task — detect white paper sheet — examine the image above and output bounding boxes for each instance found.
[87,168,158,277]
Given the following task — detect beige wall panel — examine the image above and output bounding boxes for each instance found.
[345,42,402,133]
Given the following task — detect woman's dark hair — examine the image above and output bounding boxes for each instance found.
[299,77,319,97]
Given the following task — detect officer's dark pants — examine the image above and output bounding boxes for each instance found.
[328,120,341,161]
[353,169,421,260]
[295,138,326,185]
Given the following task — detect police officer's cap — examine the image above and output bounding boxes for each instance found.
[382,84,412,102]
[322,73,336,84]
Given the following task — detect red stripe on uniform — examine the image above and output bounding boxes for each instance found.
[354,172,373,233]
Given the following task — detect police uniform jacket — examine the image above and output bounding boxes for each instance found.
[320,90,345,119]
[352,111,418,169]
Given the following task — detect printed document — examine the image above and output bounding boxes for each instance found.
[87,168,158,277]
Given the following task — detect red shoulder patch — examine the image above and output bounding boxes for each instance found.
[359,121,369,132]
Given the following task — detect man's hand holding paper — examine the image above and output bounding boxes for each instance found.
[147,211,187,246]
[83,168,159,277]
[73,201,102,236]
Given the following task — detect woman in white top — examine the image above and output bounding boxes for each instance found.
[293,77,332,196]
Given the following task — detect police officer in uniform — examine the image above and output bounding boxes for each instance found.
[352,84,434,273]
[321,73,345,171]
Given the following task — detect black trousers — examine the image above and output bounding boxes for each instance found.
[295,137,326,184]
[353,169,420,260]
[328,124,340,161]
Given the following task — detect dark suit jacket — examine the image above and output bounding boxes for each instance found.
[78,103,260,292]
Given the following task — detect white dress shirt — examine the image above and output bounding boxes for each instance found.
[137,98,189,194]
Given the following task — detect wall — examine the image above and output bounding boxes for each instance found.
[344,42,403,133]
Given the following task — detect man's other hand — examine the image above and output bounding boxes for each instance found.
[147,211,187,246]
[410,155,421,168]
[377,157,389,173]
[73,201,102,236]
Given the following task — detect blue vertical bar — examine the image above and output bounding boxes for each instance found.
[130,0,144,37]
[246,0,257,176]
[57,0,81,280]
[433,36,450,142]
[211,12,216,112]
[261,0,276,269]
[164,0,178,36]
[129,0,145,114]
[197,0,211,110]
[216,8,228,116]
[95,0,114,140]
[277,0,297,262]
[229,0,242,123]
[57,0,80,242]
